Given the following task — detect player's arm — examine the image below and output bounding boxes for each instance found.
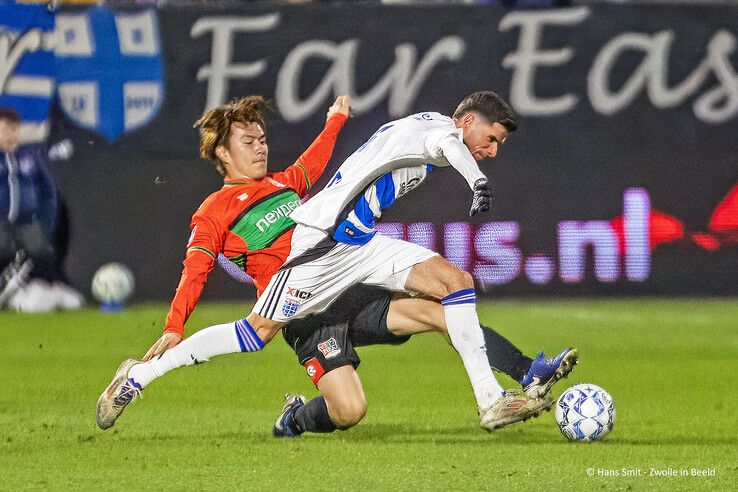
[281,95,350,196]
[436,136,487,190]
[435,136,492,216]
[144,214,221,360]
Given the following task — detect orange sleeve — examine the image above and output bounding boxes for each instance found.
[280,113,348,197]
[163,211,222,336]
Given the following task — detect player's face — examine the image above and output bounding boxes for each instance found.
[0,119,21,153]
[458,113,509,162]
[219,122,269,180]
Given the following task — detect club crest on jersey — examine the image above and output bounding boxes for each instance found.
[317,338,341,359]
[282,287,311,317]
[282,299,300,317]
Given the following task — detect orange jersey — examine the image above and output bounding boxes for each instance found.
[164,113,348,336]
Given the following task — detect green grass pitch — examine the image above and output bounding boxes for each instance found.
[2,299,737,490]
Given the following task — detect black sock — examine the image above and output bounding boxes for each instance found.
[481,325,533,383]
[292,396,337,434]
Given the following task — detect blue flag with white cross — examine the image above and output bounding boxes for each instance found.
[55,6,164,143]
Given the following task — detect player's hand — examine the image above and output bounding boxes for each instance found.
[327,95,352,119]
[469,178,492,216]
[143,332,183,361]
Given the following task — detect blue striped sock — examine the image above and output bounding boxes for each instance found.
[234,319,265,352]
[441,288,476,307]
[441,287,503,409]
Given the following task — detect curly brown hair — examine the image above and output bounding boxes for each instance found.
[194,95,267,176]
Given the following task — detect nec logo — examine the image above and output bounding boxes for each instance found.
[317,337,341,359]
[286,287,311,300]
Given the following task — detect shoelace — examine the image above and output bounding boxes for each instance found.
[113,382,140,408]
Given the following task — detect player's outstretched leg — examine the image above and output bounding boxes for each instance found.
[126,320,264,393]
[479,390,554,431]
[96,319,265,429]
[273,394,307,437]
[521,348,578,398]
[96,359,142,429]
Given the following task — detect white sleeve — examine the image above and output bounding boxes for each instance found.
[436,135,487,190]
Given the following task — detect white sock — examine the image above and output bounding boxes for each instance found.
[442,288,504,411]
[127,319,264,389]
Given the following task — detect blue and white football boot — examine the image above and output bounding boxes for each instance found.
[272,394,306,438]
[521,348,578,398]
[96,359,142,429]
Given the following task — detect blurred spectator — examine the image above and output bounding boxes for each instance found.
[0,107,83,312]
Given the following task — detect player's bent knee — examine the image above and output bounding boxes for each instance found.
[458,270,474,289]
[332,399,368,430]
[440,268,474,296]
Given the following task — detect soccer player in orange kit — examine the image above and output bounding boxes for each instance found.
[159,95,350,339]
[96,94,350,429]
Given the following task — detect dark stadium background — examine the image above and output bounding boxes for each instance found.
[34,2,738,299]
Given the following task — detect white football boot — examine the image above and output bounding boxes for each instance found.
[479,390,553,431]
[96,359,142,429]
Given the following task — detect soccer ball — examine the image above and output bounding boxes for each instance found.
[91,262,135,307]
[555,383,615,442]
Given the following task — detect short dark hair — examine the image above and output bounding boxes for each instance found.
[0,108,21,124]
[453,91,517,132]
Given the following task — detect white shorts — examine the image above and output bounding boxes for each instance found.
[253,226,438,322]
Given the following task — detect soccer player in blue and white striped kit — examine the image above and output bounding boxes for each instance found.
[247,90,551,430]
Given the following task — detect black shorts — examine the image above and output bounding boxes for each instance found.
[282,285,411,385]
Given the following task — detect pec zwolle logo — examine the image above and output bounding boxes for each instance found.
[281,287,312,317]
[55,7,164,142]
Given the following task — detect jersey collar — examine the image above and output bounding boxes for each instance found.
[223,177,259,186]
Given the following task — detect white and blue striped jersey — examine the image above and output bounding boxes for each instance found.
[290,112,486,245]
